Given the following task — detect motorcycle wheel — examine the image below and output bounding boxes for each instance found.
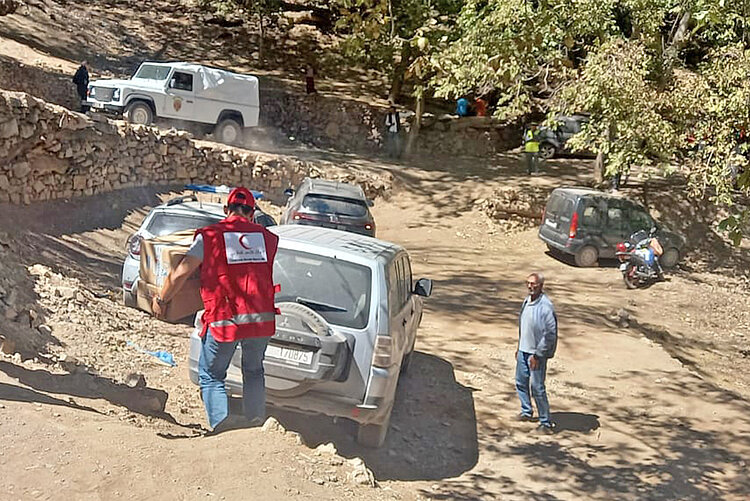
[622,264,639,289]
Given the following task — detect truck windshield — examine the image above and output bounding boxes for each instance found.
[273,249,371,329]
[135,64,171,81]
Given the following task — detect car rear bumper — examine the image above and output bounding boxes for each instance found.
[538,229,585,255]
[187,332,395,425]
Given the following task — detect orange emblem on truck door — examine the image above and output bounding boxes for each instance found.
[173,97,182,112]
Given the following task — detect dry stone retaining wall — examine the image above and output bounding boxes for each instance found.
[0,89,391,205]
[0,59,519,156]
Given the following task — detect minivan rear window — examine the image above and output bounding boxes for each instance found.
[274,249,371,329]
[546,193,574,217]
[302,195,368,218]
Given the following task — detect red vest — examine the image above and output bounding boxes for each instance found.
[196,215,279,342]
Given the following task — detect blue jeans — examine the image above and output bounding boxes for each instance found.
[198,330,270,429]
[515,350,551,426]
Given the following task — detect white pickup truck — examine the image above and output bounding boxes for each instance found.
[85,61,259,144]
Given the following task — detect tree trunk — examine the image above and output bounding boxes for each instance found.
[404,86,424,158]
[388,45,412,105]
[594,151,605,184]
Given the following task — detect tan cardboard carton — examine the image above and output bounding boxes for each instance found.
[139,230,197,287]
[136,279,203,322]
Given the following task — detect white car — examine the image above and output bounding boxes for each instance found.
[121,193,275,309]
[86,61,259,144]
[188,225,433,447]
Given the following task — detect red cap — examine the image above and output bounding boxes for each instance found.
[227,187,256,209]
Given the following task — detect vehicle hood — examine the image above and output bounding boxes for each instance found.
[89,78,164,91]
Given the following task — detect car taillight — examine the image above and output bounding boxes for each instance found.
[568,212,578,239]
[128,234,142,258]
[372,335,393,368]
[364,222,375,231]
[292,211,313,221]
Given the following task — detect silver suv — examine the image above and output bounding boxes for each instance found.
[188,225,433,447]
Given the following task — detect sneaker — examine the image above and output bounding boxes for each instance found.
[515,413,535,422]
[536,424,555,435]
[204,416,253,437]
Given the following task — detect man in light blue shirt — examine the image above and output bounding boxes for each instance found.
[515,272,558,433]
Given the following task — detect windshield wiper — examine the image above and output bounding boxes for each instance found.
[295,297,347,312]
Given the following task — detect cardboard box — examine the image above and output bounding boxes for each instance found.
[137,279,204,322]
[139,230,197,287]
[138,229,203,322]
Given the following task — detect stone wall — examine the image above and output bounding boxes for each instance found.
[0,90,392,205]
[0,58,520,156]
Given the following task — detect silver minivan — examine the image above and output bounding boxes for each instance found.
[188,225,433,447]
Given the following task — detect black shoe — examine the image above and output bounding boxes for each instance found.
[515,413,535,422]
[204,416,254,437]
[536,424,555,435]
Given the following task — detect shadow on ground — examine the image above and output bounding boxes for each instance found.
[262,351,478,481]
[0,360,199,428]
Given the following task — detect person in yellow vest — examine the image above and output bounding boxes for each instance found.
[524,125,540,174]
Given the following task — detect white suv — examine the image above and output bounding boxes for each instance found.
[86,61,259,144]
[188,225,433,447]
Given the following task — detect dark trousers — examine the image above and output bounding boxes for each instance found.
[525,152,539,174]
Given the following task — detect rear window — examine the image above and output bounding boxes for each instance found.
[274,249,371,329]
[145,213,219,237]
[302,194,368,218]
[546,193,574,217]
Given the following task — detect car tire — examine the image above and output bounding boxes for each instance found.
[539,143,556,160]
[357,412,391,448]
[660,248,680,269]
[574,245,598,267]
[215,118,243,145]
[400,349,413,375]
[124,101,153,125]
[123,288,137,308]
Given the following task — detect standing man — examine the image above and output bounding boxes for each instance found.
[515,272,557,434]
[152,187,279,434]
[384,104,402,159]
[305,64,317,94]
[72,61,90,113]
[524,124,540,174]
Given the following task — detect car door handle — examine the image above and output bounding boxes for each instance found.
[186,100,194,103]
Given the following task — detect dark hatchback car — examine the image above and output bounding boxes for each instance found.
[537,114,590,159]
[538,187,685,268]
[281,178,376,237]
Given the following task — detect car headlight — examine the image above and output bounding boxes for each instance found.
[112,88,121,101]
[89,87,96,97]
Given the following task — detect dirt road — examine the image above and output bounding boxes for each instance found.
[1,153,749,500]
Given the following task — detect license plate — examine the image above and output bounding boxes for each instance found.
[266,344,313,365]
[619,262,629,271]
[545,219,556,229]
[93,102,104,109]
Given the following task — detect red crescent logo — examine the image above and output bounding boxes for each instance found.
[238,234,252,250]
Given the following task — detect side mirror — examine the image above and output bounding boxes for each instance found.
[169,78,176,89]
[414,278,433,297]
[366,199,375,207]
[283,188,294,197]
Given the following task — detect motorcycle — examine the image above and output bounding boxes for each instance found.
[615,229,664,289]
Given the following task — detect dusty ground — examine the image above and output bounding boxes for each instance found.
[2,1,750,500]
[1,155,749,500]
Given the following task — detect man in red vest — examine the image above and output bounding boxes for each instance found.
[152,187,279,433]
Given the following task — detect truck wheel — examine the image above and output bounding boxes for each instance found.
[539,143,556,159]
[357,412,391,448]
[574,245,598,267]
[124,102,153,125]
[123,288,137,308]
[215,118,243,145]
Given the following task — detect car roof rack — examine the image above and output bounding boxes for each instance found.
[184,184,264,200]
[165,194,198,206]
